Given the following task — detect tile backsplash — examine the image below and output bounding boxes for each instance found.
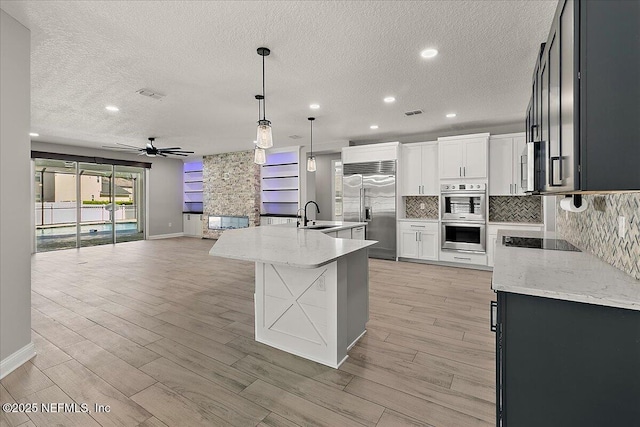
[556,193,640,280]
[405,196,439,219]
[489,196,543,223]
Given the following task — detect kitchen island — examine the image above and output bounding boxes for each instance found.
[209,222,376,368]
[492,229,640,426]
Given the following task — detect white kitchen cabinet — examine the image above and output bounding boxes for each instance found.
[401,142,438,196]
[398,221,439,261]
[489,133,527,196]
[337,229,351,239]
[438,134,489,179]
[351,226,365,240]
[487,223,544,266]
[183,213,203,237]
[261,216,297,226]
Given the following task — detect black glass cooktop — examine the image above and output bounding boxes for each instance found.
[502,236,581,252]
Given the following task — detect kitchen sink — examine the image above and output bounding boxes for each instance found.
[303,225,337,230]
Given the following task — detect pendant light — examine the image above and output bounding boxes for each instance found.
[254,94,266,165]
[256,47,273,149]
[307,117,316,172]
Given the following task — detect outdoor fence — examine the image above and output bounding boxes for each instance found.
[35,202,137,226]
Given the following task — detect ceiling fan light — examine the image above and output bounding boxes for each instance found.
[254,147,266,165]
[307,156,317,172]
[256,120,273,149]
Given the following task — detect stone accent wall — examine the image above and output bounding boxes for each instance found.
[405,196,439,219]
[489,196,543,223]
[556,193,640,280]
[202,151,260,239]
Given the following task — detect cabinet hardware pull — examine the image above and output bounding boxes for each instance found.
[459,166,462,177]
[490,301,497,332]
[454,256,471,260]
[418,232,421,241]
[410,225,426,228]
[463,166,466,177]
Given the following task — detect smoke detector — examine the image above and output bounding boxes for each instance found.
[136,89,165,100]
[404,109,423,116]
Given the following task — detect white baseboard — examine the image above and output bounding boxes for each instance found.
[147,232,184,240]
[0,342,36,380]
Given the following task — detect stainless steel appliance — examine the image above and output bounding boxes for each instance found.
[440,183,486,222]
[441,222,486,253]
[343,161,396,260]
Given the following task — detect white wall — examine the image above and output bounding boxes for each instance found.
[31,142,184,237]
[314,153,341,220]
[1,9,33,369]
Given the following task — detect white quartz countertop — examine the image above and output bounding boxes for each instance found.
[297,220,368,233]
[492,229,640,311]
[397,218,439,223]
[209,222,377,269]
[487,221,544,227]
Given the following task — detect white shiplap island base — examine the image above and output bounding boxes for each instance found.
[209,225,377,368]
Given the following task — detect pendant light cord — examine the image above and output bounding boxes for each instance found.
[310,120,313,155]
[262,54,266,120]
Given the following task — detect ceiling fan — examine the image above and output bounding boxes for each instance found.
[102,137,194,157]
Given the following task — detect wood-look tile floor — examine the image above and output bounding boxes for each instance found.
[1,237,496,427]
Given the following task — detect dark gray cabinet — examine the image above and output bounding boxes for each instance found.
[525,0,640,193]
[494,292,640,426]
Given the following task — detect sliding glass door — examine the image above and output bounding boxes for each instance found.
[79,162,114,247]
[34,159,78,252]
[34,158,145,252]
[114,165,144,243]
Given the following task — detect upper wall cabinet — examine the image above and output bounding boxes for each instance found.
[438,134,489,180]
[526,0,640,193]
[342,142,399,164]
[489,133,527,196]
[401,141,438,196]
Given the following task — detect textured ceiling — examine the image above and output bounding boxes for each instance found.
[1,0,557,156]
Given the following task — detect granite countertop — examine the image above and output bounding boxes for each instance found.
[398,218,439,222]
[492,229,640,311]
[209,222,376,269]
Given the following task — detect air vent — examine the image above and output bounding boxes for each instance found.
[288,135,302,139]
[404,109,423,116]
[136,89,165,100]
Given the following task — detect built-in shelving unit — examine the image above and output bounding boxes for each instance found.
[183,161,203,213]
[260,148,301,217]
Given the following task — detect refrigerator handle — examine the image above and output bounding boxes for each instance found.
[359,187,365,222]
[364,206,372,221]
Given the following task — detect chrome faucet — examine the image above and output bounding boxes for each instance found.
[303,201,320,227]
[296,208,305,227]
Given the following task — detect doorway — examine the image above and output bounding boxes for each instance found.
[34,158,145,252]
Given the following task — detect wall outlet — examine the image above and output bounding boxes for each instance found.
[317,276,326,291]
[420,203,425,210]
[168,222,172,227]
[618,216,626,238]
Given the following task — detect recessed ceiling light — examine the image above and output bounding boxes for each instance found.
[384,96,396,103]
[446,113,457,118]
[309,104,320,109]
[105,105,119,112]
[370,125,379,130]
[29,132,39,137]
[420,48,438,59]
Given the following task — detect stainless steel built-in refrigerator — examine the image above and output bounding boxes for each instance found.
[342,161,396,260]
